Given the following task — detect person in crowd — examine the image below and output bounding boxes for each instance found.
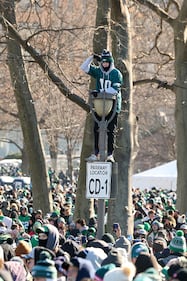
[32,250,57,281]
[67,257,95,281]
[158,230,187,266]
[75,219,88,236]
[61,204,73,226]
[18,206,31,233]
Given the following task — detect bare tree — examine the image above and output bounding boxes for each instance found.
[0,0,53,213]
[134,0,187,213]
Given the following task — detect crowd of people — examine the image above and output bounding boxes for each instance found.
[0,171,186,281]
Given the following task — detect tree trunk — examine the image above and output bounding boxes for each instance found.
[74,114,95,221]
[93,0,110,53]
[74,0,110,222]
[49,133,58,172]
[21,144,30,176]
[1,0,53,213]
[66,139,73,183]
[108,0,134,236]
[174,1,187,213]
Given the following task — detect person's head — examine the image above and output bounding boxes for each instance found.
[164,215,176,230]
[103,262,136,281]
[22,246,56,273]
[169,230,187,254]
[20,206,28,216]
[180,224,187,236]
[135,253,157,275]
[151,221,164,232]
[31,251,57,281]
[15,240,32,257]
[36,224,59,252]
[63,206,71,216]
[49,213,58,226]
[148,210,155,220]
[35,210,43,220]
[130,242,150,264]
[100,49,113,72]
[75,219,86,230]
[67,257,95,281]
[152,237,167,254]
[94,263,116,281]
[57,217,66,229]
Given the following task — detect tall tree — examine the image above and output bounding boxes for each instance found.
[135,0,187,213]
[0,0,135,228]
[107,0,134,235]
[0,0,53,213]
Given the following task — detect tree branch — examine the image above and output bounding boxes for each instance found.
[135,0,175,27]
[0,17,90,113]
[168,0,180,13]
[0,138,23,152]
[0,105,18,119]
[134,78,187,91]
[133,78,174,91]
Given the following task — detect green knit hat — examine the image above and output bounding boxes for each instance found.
[169,230,187,253]
[31,251,57,279]
[101,50,114,63]
[144,222,151,232]
[95,263,116,281]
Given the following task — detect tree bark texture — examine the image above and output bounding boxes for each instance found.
[108,0,134,236]
[174,1,187,213]
[0,0,53,213]
[135,0,187,214]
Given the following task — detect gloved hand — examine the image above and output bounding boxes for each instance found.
[90,90,99,97]
[93,53,101,62]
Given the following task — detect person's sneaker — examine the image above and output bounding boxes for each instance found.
[106,154,115,163]
[86,154,98,161]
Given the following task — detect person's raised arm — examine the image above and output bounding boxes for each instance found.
[80,55,93,73]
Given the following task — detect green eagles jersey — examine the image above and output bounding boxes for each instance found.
[19,214,31,232]
[88,65,123,113]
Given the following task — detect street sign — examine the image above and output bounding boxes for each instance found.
[86,162,112,199]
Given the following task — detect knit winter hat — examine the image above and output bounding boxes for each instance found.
[101,50,114,63]
[61,240,80,258]
[33,221,43,233]
[144,268,162,281]
[15,240,32,257]
[133,273,152,281]
[87,227,97,238]
[169,230,187,253]
[103,262,136,281]
[70,257,95,281]
[131,242,149,259]
[115,236,131,253]
[101,248,126,267]
[82,247,107,271]
[95,263,116,281]
[31,251,57,279]
[144,222,151,232]
[102,233,115,245]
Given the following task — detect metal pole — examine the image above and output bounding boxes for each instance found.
[97,118,108,239]
[90,91,117,239]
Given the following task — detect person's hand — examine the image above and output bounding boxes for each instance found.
[93,53,101,62]
[90,90,99,97]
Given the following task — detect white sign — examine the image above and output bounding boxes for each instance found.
[86,162,112,199]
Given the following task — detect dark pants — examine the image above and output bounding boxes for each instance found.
[94,111,118,156]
